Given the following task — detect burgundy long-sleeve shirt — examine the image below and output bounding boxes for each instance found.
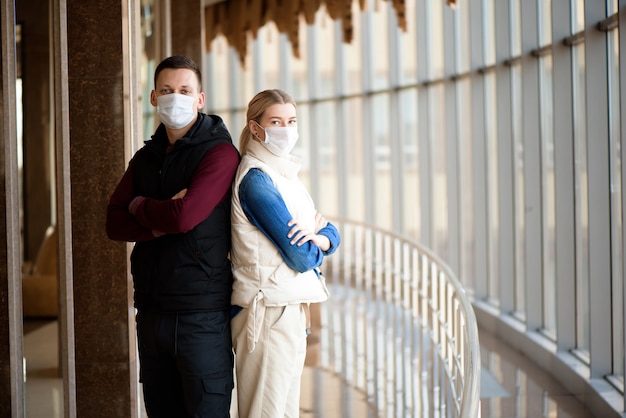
[106,142,240,242]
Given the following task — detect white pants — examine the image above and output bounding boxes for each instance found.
[232,304,307,418]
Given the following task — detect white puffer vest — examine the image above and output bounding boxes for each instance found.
[230,141,329,351]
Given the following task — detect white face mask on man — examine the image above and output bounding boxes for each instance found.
[255,122,299,157]
[156,93,196,129]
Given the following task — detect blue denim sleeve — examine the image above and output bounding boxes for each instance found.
[239,168,324,273]
[318,222,340,255]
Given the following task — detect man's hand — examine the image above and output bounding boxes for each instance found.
[172,188,187,199]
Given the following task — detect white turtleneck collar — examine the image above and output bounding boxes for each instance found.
[245,139,302,180]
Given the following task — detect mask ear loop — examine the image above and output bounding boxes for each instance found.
[252,121,265,141]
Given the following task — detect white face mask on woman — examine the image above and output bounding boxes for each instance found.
[256,123,299,157]
[156,93,196,129]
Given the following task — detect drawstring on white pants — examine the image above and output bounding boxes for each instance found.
[303,303,311,336]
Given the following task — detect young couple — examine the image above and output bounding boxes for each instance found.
[106,55,340,418]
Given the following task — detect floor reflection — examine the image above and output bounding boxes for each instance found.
[24,304,602,418]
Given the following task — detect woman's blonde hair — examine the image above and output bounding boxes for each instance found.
[238,89,297,155]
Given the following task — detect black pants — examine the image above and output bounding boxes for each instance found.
[136,310,234,418]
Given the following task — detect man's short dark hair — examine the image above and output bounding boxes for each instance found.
[154,55,202,90]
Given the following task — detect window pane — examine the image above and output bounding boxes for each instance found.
[257,23,281,88]
[510,0,521,57]
[291,15,309,101]
[455,0,471,73]
[399,0,417,83]
[571,0,585,34]
[512,64,525,315]
[485,71,500,305]
[314,102,339,216]
[401,89,420,240]
[607,27,623,381]
[315,10,336,98]
[483,0,496,66]
[346,97,365,222]
[371,1,389,90]
[572,43,590,355]
[540,54,556,335]
[458,78,475,292]
[430,84,448,259]
[372,93,392,230]
[343,1,362,96]
[427,0,444,79]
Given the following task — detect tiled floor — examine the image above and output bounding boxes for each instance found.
[23,318,601,417]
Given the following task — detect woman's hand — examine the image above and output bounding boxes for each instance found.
[313,212,328,233]
[287,217,331,251]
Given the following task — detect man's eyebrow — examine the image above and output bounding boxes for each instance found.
[158,83,195,89]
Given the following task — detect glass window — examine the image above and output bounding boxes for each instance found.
[399,0,417,84]
[485,71,500,306]
[511,65,525,317]
[457,78,475,292]
[540,53,556,335]
[482,0,496,66]
[372,93,392,230]
[538,0,555,335]
[401,89,420,240]
[454,0,471,74]
[296,103,312,190]
[571,0,585,34]
[370,0,389,90]
[256,23,281,89]
[291,15,309,101]
[206,35,231,112]
[607,24,623,384]
[314,8,336,99]
[509,0,521,57]
[311,101,339,216]
[430,84,448,259]
[345,97,365,222]
[342,1,362,96]
[572,42,590,356]
[426,0,444,79]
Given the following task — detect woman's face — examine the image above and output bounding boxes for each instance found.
[250,103,297,142]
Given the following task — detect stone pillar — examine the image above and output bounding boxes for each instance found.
[171,0,203,65]
[0,1,25,416]
[66,0,134,416]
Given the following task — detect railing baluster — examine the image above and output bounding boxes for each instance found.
[317,220,480,418]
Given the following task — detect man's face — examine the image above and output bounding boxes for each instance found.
[150,68,205,110]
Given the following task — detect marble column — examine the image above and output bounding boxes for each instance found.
[170,0,203,65]
[66,0,135,416]
[0,0,25,415]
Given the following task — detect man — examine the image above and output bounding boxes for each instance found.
[106,55,240,417]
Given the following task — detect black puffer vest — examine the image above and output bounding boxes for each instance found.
[130,114,235,313]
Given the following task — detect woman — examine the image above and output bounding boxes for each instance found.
[230,89,340,417]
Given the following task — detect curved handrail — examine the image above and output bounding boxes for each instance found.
[323,218,481,417]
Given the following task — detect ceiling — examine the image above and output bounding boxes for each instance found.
[203,0,411,65]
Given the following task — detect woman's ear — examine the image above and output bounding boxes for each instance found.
[249,120,262,140]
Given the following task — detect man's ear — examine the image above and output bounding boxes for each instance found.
[150,90,157,107]
[196,92,206,110]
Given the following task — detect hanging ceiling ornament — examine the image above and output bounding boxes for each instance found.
[204,0,408,67]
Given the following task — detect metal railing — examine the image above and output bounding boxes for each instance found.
[320,219,481,418]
